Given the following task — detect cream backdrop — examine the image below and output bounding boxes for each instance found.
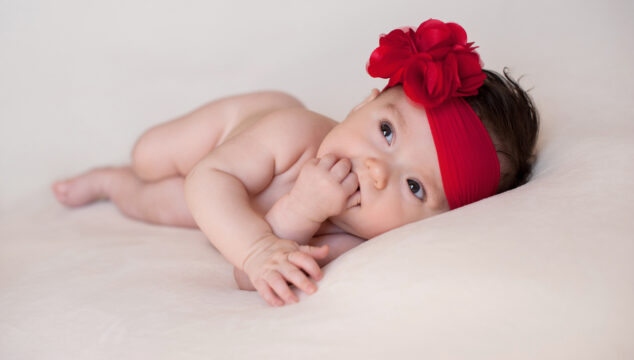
[1,0,633,359]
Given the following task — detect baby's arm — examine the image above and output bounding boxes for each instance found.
[233,154,360,291]
[232,184,326,292]
[234,233,365,290]
[264,154,359,245]
[184,114,328,306]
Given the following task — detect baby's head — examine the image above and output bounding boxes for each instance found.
[317,19,539,239]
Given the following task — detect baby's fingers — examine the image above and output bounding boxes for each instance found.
[280,264,318,296]
[298,244,329,260]
[253,278,285,307]
[341,171,359,195]
[330,158,351,181]
[292,247,328,280]
[317,154,337,169]
[267,271,299,305]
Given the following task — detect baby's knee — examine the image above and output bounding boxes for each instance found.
[130,131,177,182]
[234,267,256,291]
[256,90,305,109]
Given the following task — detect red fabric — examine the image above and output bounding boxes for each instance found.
[366,19,486,109]
[366,19,500,208]
[426,97,500,209]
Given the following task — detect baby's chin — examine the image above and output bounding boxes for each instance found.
[329,208,380,240]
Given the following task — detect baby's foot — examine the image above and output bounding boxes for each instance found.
[52,167,118,207]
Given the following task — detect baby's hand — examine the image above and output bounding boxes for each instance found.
[242,234,329,306]
[288,154,359,224]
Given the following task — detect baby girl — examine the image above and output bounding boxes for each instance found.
[51,19,539,307]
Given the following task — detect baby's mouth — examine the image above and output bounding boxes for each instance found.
[349,166,361,207]
[351,185,361,207]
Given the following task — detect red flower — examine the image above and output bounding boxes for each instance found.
[366,19,486,108]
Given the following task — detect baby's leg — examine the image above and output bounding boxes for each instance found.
[52,90,303,227]
[52,166,197,228]
[132,90,304,182]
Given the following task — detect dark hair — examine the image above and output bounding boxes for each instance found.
[464,68,540,193]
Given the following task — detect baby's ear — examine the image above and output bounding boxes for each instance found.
[352,88,380,112]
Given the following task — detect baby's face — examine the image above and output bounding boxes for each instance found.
[317,86,450,239]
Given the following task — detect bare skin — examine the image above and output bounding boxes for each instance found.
[52,86,454,307]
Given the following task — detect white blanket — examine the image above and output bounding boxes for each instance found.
[1,0,633,358]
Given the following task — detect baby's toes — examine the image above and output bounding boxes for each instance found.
[52,179,86,206]
[51,173,109,207]
[51,181,69,201]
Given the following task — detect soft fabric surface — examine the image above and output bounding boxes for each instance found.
[1,0,632,358]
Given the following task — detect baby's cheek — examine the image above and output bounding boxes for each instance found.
[318,128,364,159]
[360,205,407,237]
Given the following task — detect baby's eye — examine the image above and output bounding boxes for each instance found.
[407,179,424,200]
[380,121,393,145]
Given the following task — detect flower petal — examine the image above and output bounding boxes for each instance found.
[402,60,433,108]
[454,51,486,95]
[415,19,454,52]
[443,52,460,96]
[447,22,467,45]
[379,28,415,50]
[367,45,412,78]
[386,67,405,88]
[366,18,486,106]
[403,57,449,109]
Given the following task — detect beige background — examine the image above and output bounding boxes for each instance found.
[1,0,633,359]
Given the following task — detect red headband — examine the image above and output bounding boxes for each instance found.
[366,19,500,209]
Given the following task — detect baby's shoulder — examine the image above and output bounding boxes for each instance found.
[245,107,337,158]
[226,107,337,176]
[257,107,338,144]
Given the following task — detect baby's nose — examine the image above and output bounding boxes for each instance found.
[365,157,388,190]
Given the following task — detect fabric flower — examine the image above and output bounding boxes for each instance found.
[366,19,486,109]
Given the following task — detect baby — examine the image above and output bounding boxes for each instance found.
[51,19,539,307]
